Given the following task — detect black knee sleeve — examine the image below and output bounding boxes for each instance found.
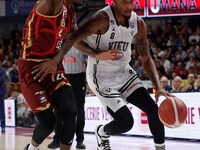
[104,106,134,135]
[52,85,77,145]
[33,108,56,144]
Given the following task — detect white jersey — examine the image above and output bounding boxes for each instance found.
[87,6,138,68]
[86,6,145,112]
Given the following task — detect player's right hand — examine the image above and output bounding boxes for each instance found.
[95,49,124,61]
[31,59,58,82]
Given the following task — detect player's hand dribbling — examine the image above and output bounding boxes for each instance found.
[95,49,124,61]
[155,88,175,104]
[31,59,58,82]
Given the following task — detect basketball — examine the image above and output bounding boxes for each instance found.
[158,97,187,128]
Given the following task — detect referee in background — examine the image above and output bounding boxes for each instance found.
[48,47,87,150]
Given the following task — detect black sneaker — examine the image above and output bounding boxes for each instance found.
[95,125,111,150]
[76,142,86,150]
[24,144,39,150]
[47,140,60,149]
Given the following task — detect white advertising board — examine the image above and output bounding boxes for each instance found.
[4,98,16,127]
[84,93,200,140]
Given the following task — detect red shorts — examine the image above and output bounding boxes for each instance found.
[18,58,70,113]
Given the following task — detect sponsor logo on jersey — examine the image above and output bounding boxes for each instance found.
[108,41,129,51]
[56,26,70,40]
[130,19,135,29]
[34,90,45,95]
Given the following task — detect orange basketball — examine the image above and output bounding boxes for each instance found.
[158,97,187,128]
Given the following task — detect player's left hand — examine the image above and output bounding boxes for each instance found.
[31,59,58,82]
[95,49,124,61]
[155,88,175,104]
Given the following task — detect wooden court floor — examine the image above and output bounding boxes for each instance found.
[0,127,200,150]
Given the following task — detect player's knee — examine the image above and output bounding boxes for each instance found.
[61,107,77,122]
[118,114,134,133]
[42,117,56,135]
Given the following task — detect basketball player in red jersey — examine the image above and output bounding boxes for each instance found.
[19,0,122,150]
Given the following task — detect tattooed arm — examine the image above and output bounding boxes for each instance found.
[135,17,172,103]
[32,10,123,82]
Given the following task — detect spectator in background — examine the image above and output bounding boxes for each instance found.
[186,53,195,70]
[129,48,138,67]
[171,76,187,92]
[132,60,143,77]
[0,61,6,132]
[11,91,35,127]
[2,26,10,46]
[176,46,187,60]
[160,54,170,72]
[188,59,200,74]
[194,72,200,89]
[150,41,157,53]
[189,31,200,44]
[174,62,187,76]
[11,24,20,40]
[9,63,19,83]
[174,53,184,67]
[155,60,166,76]
[157,47,164,58]
[0,37,3,48]
[160,76,172,92]
[196,49,200,61]
[165,66,174,80]
[0,48,5,62]
[187,73,199,92]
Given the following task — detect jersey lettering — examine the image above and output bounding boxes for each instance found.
[108,41,129,51]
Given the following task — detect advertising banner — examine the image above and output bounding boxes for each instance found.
[0,1,6,16]
[105,0,200,17]
[105,0,146,17]
[4,98,16,127]
[6,0,37,16]
[84,93,200,140]
[147,0,200,17]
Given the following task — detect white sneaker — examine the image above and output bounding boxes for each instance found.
[95,125,111,150]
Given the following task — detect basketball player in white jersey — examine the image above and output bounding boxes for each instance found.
[32,1,174,150]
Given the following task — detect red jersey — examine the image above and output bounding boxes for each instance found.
[20,0,74,61]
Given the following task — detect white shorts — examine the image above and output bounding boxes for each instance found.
[86,64,145,112]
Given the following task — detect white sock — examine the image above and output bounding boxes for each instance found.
[155,142,165,150]
[28,143,39,150]
[98,125,109,137]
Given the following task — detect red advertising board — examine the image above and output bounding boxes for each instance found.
[147,0,200,17]
[105,0,200,17]
[105,0,146,17]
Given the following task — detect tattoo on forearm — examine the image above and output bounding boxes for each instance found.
[137,38,149,57]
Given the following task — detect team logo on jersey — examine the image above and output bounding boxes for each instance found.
[56,26,70,40]
[39,96,47,103]
[130,19,135,29]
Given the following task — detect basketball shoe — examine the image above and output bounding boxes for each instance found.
[24,144,39,150]
[95,125,111,150]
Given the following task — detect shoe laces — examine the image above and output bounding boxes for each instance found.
[100,139,111,150]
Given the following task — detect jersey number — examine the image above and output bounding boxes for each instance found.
[56,73,66,81]
[110,33,115,39]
